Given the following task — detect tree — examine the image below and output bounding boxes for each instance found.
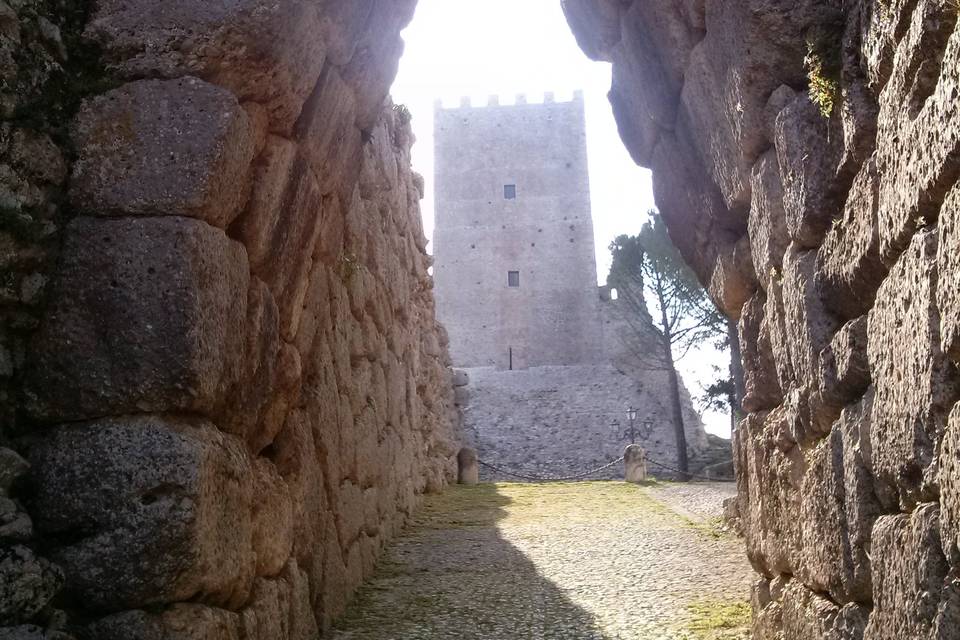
[607,212,726,479]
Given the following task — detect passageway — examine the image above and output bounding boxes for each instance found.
[331,482,752,639]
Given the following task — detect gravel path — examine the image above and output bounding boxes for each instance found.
[642,481,738,524]
[331,481,753,639]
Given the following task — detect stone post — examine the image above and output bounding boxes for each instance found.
[457,447,479,485]
[624,444,647,483]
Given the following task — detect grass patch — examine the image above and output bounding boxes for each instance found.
[679,599,751,639]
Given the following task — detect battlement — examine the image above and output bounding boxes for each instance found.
[433,89,584,111]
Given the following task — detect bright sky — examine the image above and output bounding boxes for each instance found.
[390,0,731,437]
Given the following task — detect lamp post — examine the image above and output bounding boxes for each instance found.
[626,407,638,444]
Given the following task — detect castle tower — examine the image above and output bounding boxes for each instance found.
[432,92,604,369]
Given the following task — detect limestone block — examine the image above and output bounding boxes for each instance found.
[319,0,376,66]
[938,403,960,566]
[816,158,887,320]
[0,447,28,496]
[70,78,256,228]
[738,293,783,412]
[250,458,294,578]
[797,401,880,604]
[749,150,790,289]
[229,279,280,444]
[560,0,622,61]
[26,217,248,422]
[29,417,255,611]
[0,545,63,624]
[295,64,363,195]
[774,94,845,248]
[282,560,319,640]
[780,580,869,640]
[86,0,327,133]
[0,627,73,640]
[741,409,805,576]
[0,497,33,541]
[818,316,870,408]
[868,229,958,509]
[860,0,912,93]
[779,245,840,395]
[623,445,647,483]
[239,577,290,640]
[233,136,299,269]
[864,505,952,640]
[875,3,959,262]
[936,184,960,361]
[85,604,241,640]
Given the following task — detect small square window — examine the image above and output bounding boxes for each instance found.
[504,184,517,200]
[508,271,520,287]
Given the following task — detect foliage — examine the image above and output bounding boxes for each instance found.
[804,26,843,118]
[607,211,726,369]
[393,103,412,125]
[699,368,736,415]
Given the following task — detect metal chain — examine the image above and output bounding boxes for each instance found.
[476,454,735,483]
[477,456,625,482]
[644,456,735,482]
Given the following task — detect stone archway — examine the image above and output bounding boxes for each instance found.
[2,1,958,638]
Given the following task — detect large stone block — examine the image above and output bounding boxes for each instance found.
[86,0,327,133]
[560,0,622,61]
[70,78,256,228]
[818,316,870,408]
[739,293,783,412]
[875,2,959,263]
[774,94,845,249]
[817,158,887,320]
[868,229,957,509]
[749,150,790,289]
[0,545,63,624]
[29,417,255,611]
[294,63,363,196]
[780,580,869,640]
[250,458,294,578]
[938,403,960,567]
[26,216,248,422]
[86,604,241,640]
[936,184,960,361]
[864,504,954,640]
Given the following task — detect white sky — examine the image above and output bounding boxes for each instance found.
[390,0,731,437]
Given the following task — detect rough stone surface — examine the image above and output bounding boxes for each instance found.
[565,4,960,636]
[70,78,256,228]
[4,4,461,636]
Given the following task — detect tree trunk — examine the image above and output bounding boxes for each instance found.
[727,317,746,431]
[657,297,689,480]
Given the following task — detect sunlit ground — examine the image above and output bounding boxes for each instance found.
[331,482,752,640]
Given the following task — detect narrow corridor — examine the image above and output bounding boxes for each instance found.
[331,482,752,639]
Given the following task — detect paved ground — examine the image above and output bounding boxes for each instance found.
[331,481,753,640]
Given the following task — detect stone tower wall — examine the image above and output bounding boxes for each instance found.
[432,94,604,369]
[565,0,960,638]
[1,2,460,638]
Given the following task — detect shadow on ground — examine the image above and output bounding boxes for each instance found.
[331,484,610,639]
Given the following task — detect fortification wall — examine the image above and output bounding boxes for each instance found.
[564,0,960,637]
[432,94,604,369]
[1,2,460,638]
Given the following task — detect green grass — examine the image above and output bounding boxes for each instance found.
[679,599,752,639]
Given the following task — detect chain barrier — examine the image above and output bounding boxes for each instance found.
[477,456,625,482]
[477,454,734,483]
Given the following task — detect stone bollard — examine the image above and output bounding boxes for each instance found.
[457,448,479,485]
[624,445,647,483]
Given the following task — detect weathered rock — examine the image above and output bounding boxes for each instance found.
[85,603,241,640]
[818,316,870,408]
[249,458,294,578]
[86,0,327,133]
[0,545,63,624]
[70,78,256,228]
[817,158,887,320]
[26,216,248,422]
[738,293,783,412]
[868,229,957,510]
[936,183,960,361]
[30,417,255,611]
[864,504,953,640]
[749,151,790,289]
[0,626,73,640]
[0,447,28,496]
[780,579,869,639]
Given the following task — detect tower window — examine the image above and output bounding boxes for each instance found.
[508,271,520,287]
[503,184,517,199]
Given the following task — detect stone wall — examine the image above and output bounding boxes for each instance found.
[564,0,960,637]
[1,2,460,638]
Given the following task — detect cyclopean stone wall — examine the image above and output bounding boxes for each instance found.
[564,0,959,637]
[1,2,460,638]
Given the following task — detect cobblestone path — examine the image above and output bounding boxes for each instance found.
[331,482,753,639]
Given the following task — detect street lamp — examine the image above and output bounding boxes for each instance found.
[626,407,638,444]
